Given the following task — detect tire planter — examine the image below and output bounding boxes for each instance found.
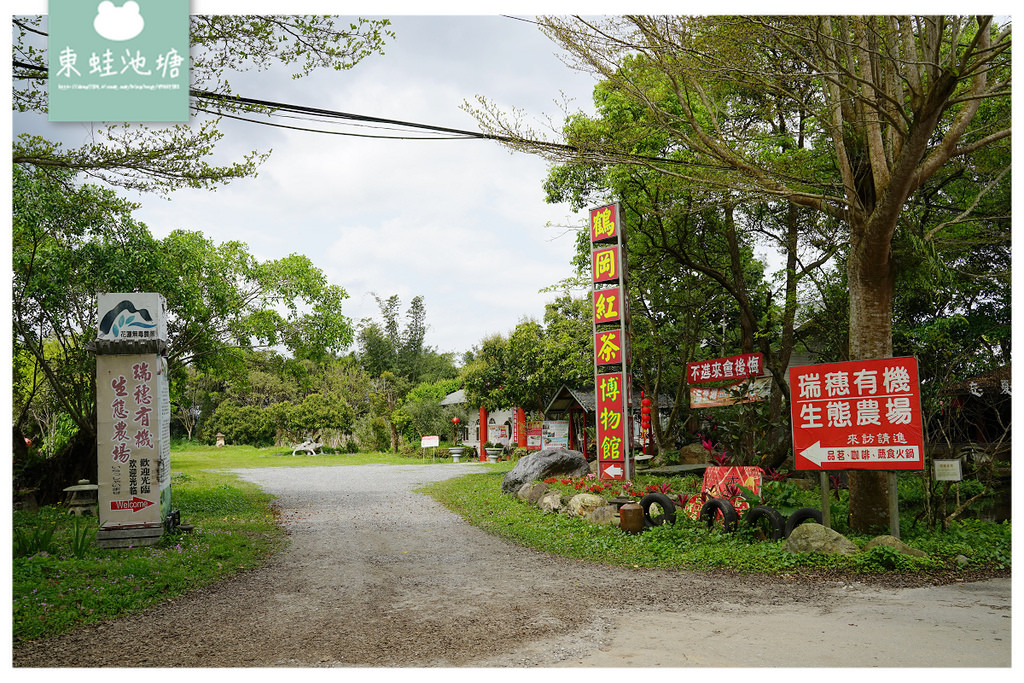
[783,507,824,538]
[639,492,677,527]
[743,505,785,541]
[699,498,739,532]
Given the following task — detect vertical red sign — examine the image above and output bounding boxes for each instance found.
[591,202,630,480]
[596,371,627,479]
[789,357,924,471]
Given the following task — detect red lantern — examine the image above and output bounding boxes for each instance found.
[452,417,460,424]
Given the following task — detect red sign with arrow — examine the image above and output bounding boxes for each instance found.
[789,357,924,471]
[109,496,156,513]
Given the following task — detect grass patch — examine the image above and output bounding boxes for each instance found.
[420,469,1012,576]
[12,444,434,643]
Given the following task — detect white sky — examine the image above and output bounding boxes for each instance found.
[10,2,613,360]
[8,1,1016,361]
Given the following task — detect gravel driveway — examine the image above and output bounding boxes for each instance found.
[12,463,1012,667]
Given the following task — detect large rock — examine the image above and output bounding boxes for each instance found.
[501,447,590,494]
[783,523,859,555]
[566,493,606,517]
[863,535,928,558]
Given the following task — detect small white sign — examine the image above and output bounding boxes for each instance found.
[934,459,963,481]
[420,435,440,448]
[97,292,167,342]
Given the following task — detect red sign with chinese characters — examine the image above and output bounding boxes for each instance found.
[592,245,621,284]
[594,329,623,366]
[593,287,623,324]
[687,352,764,384]
[596,371,627,478]
[789,357,924,471]
[590,203,620,242]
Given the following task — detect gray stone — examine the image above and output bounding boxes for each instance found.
[566,493,606,517]
[864,535,928,558]
[586,505,620,525]
[537,490,564,513]
[526,481,550,505]
[501,447,590,494]
[784,523,859,555]
[517,481,543,502]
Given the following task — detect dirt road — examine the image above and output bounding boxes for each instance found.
[12,464,1012,667]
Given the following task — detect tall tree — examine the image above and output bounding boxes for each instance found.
[12,166,353,500]
[470,15,1011,532]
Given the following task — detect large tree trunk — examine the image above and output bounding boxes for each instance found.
[845,219,897,533]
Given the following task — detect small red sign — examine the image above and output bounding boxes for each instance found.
[789,357,924,471]
[109,496,156,513]
[595,329,623,366]
[687,353,764,384]
[592,245,621,284]
[593,287,622,324]
[589,203,619,242]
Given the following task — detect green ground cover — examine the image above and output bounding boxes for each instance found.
[13,446,1010,643]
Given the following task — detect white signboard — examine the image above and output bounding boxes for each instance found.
[420,435,440,448]
[933,459,963,482]
[97,292,167,343]
[542,420,569,449]
[96,353,171,526]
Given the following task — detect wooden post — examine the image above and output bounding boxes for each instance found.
[820,471,831,529]
[888,472,900,539]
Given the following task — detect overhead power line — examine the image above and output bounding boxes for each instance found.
[12,58,743,174]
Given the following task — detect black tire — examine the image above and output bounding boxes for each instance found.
[744,505,785,541]
[784,507,824,538]
[640,493,677,527]
[699,498,738,532]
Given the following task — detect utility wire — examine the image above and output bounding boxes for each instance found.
[12,57,760,175]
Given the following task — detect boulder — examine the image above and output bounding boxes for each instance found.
[567,493,606,517]
[501,447,590,494]
[863,535,928,558]
[783,523,859,555]
[537,490,565,513]
[678,443,708,465]
[586,505,620,525]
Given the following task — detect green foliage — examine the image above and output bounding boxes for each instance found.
[422,470,1011,576]
[210,403,275,447]
[13,519,59,558]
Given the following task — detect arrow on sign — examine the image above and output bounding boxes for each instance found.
[109,496,155,513]
[601,463,624,478]
[799,441,829,467]
[799,442,921,468]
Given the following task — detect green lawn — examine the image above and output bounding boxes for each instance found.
[12,444,434,642]
[12,444,1010,643]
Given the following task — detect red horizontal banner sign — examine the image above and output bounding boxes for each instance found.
[688,352,764,384]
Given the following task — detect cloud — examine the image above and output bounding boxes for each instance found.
[93,1,145,42]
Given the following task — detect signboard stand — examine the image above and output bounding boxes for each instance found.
[790,357,924,540]
[590,203,633,481]
[91,293,175,548]
[820,472,831,529]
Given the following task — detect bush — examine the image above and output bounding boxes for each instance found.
[209,403,275,447]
